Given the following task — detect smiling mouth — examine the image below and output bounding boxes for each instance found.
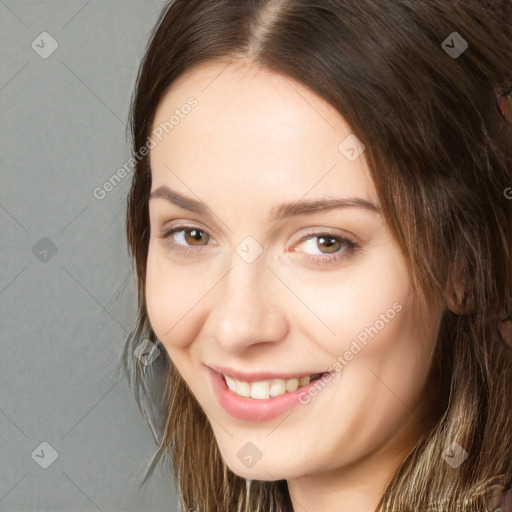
[221,372,326,400]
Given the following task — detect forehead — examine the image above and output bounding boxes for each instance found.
[149,59,377,209]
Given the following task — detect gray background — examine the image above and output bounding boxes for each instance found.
[1,1,180,510]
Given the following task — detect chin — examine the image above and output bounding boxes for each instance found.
[221,451,298,481]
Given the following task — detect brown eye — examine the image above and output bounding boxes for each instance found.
[316,235,342,254]
[182,228,210,246]
[290,230,359,269]
[160,225,215,253]
[297,232,354,256]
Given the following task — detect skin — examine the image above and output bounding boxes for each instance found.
[145,59,444,512]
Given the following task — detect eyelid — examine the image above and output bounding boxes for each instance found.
[158,224,216,257]
[160,221,216,241]
[160,223,357,246]
[289,230,358,265]
[289,225,360,247]
[159,223,362,270]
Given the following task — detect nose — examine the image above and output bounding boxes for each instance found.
[206,256,289,354]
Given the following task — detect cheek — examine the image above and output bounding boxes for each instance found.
[287,242,414,358]
[299,289,432,470]
[145,244,208,348]
[290,243,433,420]
[330,300,432,463]
[324,277,434,453]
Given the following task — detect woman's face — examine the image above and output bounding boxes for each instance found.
[146,59,443,488]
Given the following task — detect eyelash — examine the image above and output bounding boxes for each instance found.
[159,225,359,267]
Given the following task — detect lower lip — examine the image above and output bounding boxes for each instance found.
[207,367,332,422]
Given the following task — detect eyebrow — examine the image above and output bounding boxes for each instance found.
[149,185,381,222]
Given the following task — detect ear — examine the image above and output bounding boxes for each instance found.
[444,270,475,315]
[498,318,512,348]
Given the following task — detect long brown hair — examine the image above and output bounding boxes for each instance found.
[118,1,512,510]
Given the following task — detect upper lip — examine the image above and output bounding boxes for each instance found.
[206,364,325,382]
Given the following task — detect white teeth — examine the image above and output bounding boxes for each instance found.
[250,381,269,399]
[285,378,299,392]
[299,376,311,387]
[270,379,286,397]
[225,375,237,392]
[225,374,316,399]
[236,380,251,398]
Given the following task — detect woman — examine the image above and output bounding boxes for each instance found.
[119,0,512,510]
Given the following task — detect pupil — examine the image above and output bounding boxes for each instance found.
[318,236,340,254]
[186,229,207,245]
